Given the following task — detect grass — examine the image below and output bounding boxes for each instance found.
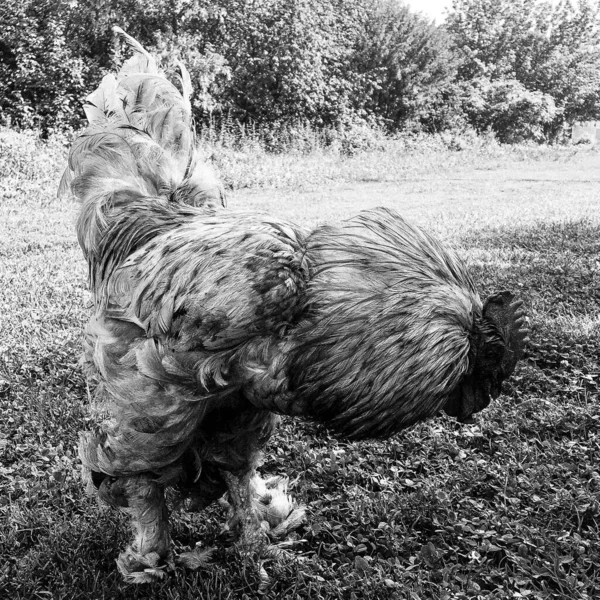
[1,126,599,599]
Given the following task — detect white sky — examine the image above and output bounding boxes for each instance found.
[404,0,452,24]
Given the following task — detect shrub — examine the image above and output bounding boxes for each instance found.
[462,78,558,143]
[0,2,88,134]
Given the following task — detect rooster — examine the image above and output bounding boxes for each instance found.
[60,28,528,582]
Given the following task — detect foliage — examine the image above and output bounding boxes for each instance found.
[350,0,460,131]
[198,0,362,126]
[446,0,600,135]
[153,31,232,119]
[0,0,471,134]
[1,0,600,140]
[461,77,558,143]
[0,1,88,134]
[0,0,228,132]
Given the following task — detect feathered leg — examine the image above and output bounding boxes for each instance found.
[98,474,172,583]
[221,469,268,557]
[250,474,307,541]
[221,469,307,558]
[179,409,305,571]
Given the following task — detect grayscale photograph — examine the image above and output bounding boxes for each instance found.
[0,1,598,598]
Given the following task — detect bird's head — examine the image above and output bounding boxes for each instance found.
[443,291,528,423]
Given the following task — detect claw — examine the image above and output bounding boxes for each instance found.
[177,546,216,570]
[268,506,307,540]
[117,547,173,583]
[251,474,306,534]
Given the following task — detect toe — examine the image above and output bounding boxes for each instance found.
[117,547,172,583]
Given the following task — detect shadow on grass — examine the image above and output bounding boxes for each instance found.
[2,213,599,599]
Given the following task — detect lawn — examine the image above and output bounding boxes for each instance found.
[1,128,599,599]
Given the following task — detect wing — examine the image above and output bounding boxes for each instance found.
[103,212,308,391]
[82,212,308,479]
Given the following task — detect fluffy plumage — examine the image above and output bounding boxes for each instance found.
[61,28,528,581]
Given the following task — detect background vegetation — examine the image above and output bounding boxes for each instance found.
[1,0,599,142]
[1,1,599,598]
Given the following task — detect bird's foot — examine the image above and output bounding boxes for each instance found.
[268,505,307,541]
[251,474,307,538]
[222,500,307,596]
[219,467,307,588]
[226,514,270,559]
[117,546,173,583]
[177,545,217,570]
[256,535,310,595]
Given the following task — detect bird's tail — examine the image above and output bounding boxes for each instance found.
[59,27,223,272]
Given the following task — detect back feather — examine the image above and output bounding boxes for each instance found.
[59,26,224,281]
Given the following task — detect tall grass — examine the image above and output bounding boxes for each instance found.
[194,120,599,191]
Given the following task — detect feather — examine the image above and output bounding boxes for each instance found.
[176,60,193,103]
[63,29,528,581]
[84,74,121,123]
[113,26,159,76]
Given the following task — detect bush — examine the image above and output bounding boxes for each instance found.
[0,127,67,181]
[462,78,558,143]
[447,0,600,134]
[0,2,88,134]
[152,31,231,121]
[350,0,459,131]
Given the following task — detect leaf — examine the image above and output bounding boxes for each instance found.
[354,555,371,574]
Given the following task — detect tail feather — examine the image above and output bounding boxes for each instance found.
[112,26,160,77]
[59,26,224,276]
[82,74,121,124]
[175,60,193,104]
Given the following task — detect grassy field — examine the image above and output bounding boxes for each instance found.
[1,128,599,599]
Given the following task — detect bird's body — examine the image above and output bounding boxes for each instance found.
[61,28,527,582]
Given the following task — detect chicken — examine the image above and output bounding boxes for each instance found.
[60,28,528,582]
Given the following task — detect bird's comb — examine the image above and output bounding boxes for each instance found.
[482,290,529,378]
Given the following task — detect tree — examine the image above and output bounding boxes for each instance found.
[446,0,600,134]
[350,0,460,131]
[200,0,368,126]
[0,0,88,133]
[461,77,558,142]
[0,0,233,131]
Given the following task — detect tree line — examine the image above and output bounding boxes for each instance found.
[1,0,599,143]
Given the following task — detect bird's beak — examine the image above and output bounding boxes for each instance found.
[443,375,491,423]
[456,381,477,423]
